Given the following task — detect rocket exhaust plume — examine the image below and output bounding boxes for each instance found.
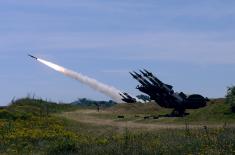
[34,57,123,103]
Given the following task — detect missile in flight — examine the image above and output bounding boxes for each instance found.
[28,54,38,60]
[27,54,124,103]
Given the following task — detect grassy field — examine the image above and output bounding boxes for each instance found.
[0,98,235,154]
[62,99,235,127]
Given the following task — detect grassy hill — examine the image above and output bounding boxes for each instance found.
[182,98,235,123]
[0,98,78,120]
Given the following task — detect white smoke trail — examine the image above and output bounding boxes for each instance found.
[37,58,123,103]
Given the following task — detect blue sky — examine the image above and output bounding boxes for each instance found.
[0,0,235,105]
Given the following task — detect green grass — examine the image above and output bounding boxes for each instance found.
[182,100,235,123]
[0,98,235,154]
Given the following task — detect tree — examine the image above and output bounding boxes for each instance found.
[226,86,235,113]
[136,94,150,102]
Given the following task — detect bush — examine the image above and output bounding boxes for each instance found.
[226,86,235,112]
[0,109,17,120]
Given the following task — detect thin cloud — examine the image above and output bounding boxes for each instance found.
[1,31,234,64]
